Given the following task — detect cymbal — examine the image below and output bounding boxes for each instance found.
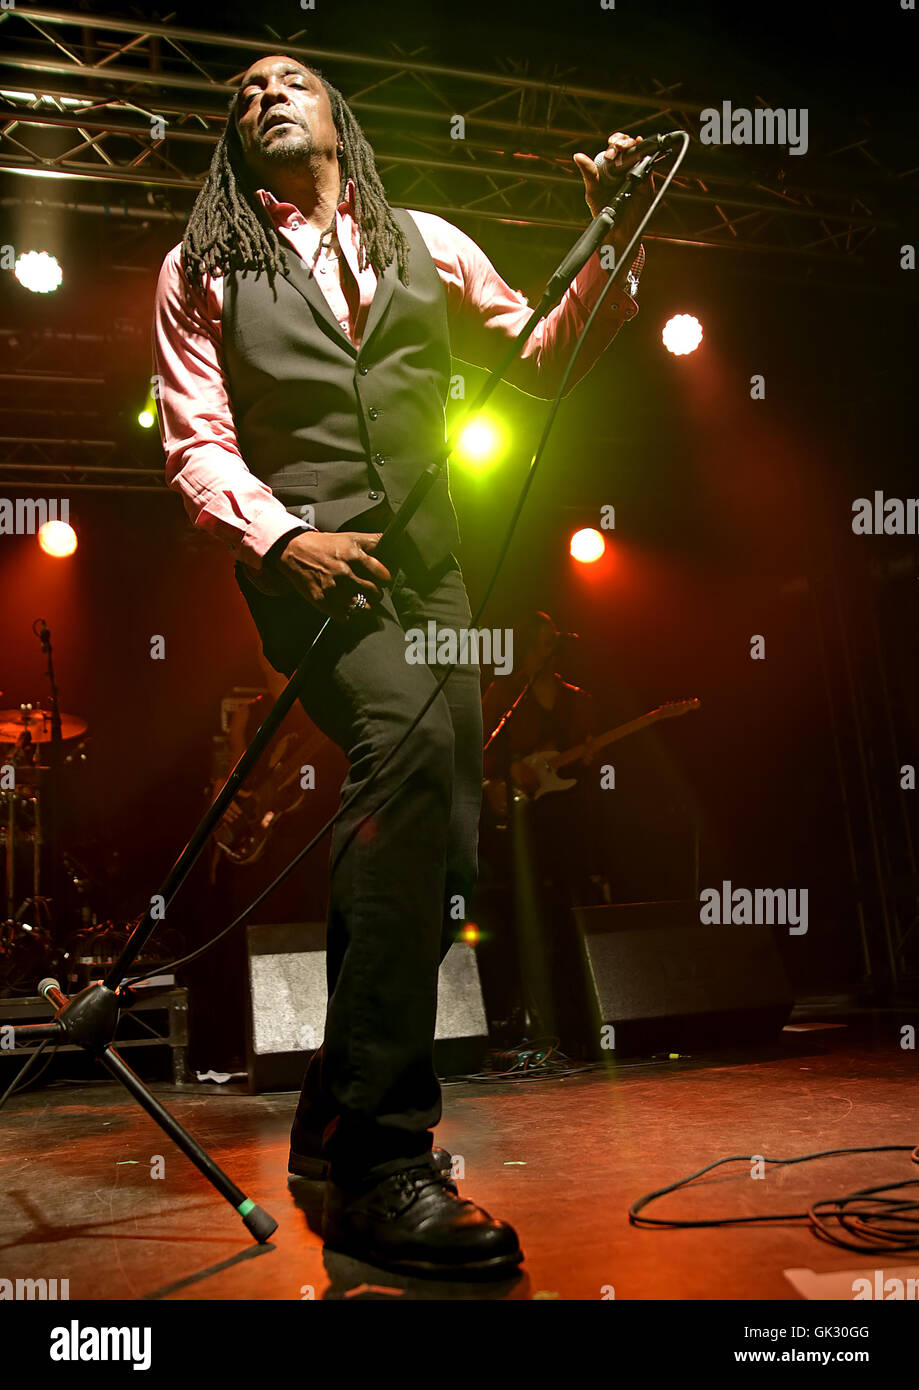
[0,709,88,742]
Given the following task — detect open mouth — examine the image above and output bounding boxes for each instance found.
[262,113,297,135]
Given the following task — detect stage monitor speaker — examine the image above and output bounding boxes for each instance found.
[569,900,794,1058]
[245,922,489,1092]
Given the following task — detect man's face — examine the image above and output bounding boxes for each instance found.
[530,624,559,669]
[234,56,338,181]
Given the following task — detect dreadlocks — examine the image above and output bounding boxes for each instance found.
[181,66,409,292]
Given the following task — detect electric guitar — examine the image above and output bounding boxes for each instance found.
[484,698,701,819]
[213,728,324,866]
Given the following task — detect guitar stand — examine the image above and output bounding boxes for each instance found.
[1,157,664,1244]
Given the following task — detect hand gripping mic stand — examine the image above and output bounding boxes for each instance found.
[4,149,672,1245]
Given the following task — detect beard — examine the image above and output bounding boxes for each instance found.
[257,122,314,164]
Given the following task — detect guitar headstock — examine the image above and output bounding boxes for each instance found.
[652,697,702,721]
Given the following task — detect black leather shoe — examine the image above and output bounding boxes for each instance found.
[321,1154,524,1277]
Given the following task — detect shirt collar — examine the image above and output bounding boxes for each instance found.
[256,177,356,225]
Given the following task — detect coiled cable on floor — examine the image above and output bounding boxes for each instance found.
[630,1144,919,1253]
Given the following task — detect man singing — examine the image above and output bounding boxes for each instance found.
[152,53,648,1277]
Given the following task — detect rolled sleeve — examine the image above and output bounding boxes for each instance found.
[152,245,298,569]
[408,210,640,399]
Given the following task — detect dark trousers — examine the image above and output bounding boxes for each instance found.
[237,543,482,1180]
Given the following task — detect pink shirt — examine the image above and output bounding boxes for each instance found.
[152,179,640,571]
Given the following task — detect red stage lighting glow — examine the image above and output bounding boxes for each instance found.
[38,520,77,557]
[570,527,605,564]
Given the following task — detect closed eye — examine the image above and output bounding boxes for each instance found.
[240,72,311,99]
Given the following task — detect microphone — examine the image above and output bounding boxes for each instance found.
[593,130,683,179]
[33,617,50,651]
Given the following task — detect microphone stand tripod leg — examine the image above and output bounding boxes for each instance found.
[4,983,277,1246]
[98,1043,278,1244]
[0,1030,60,1106]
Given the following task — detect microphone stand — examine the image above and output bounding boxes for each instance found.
[483,642,564,761]
[483,643,570,1037]
[2,152,666,1245]
[34,620,62,919]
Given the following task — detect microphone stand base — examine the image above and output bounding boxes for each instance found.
[3,980,278,1245]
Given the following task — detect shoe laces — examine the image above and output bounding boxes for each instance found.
[393,1162,458,1199]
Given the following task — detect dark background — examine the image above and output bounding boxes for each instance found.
[0,0,916,1010]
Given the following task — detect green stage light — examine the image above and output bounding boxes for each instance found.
[454,417,503,469]
[137,389,157,429]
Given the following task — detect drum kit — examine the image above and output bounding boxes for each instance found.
[0,700,89,992]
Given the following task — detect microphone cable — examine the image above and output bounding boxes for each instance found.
[630,1142,919,1255]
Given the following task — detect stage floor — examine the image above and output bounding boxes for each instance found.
[1,1009,917,1301]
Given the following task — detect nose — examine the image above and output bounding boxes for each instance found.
[255,84,296,131]
[257,78,292,116]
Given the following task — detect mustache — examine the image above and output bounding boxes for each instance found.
[260,109,302,135]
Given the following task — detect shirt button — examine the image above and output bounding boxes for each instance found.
[358,364,369,375]
[372,452,384,466]
[290,218,300,229]
[368,490,382,501]
[368,407,379,420]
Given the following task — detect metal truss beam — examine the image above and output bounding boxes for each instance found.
[0,8,908,266]
[0,7,910,494]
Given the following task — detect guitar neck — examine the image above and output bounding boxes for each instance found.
[555,713,661,770]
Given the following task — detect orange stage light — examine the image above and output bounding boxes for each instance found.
[569,527,605,564]
[662,313,703,356]
[37,520,77,558]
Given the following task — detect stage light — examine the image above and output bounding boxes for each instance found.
[137,387,158,430]
[662,313,703,356]
[459,922,481,946]
[454,417,502,469]
[38,520,77,557]
[570,527,605,564]
[14,250,63,294]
